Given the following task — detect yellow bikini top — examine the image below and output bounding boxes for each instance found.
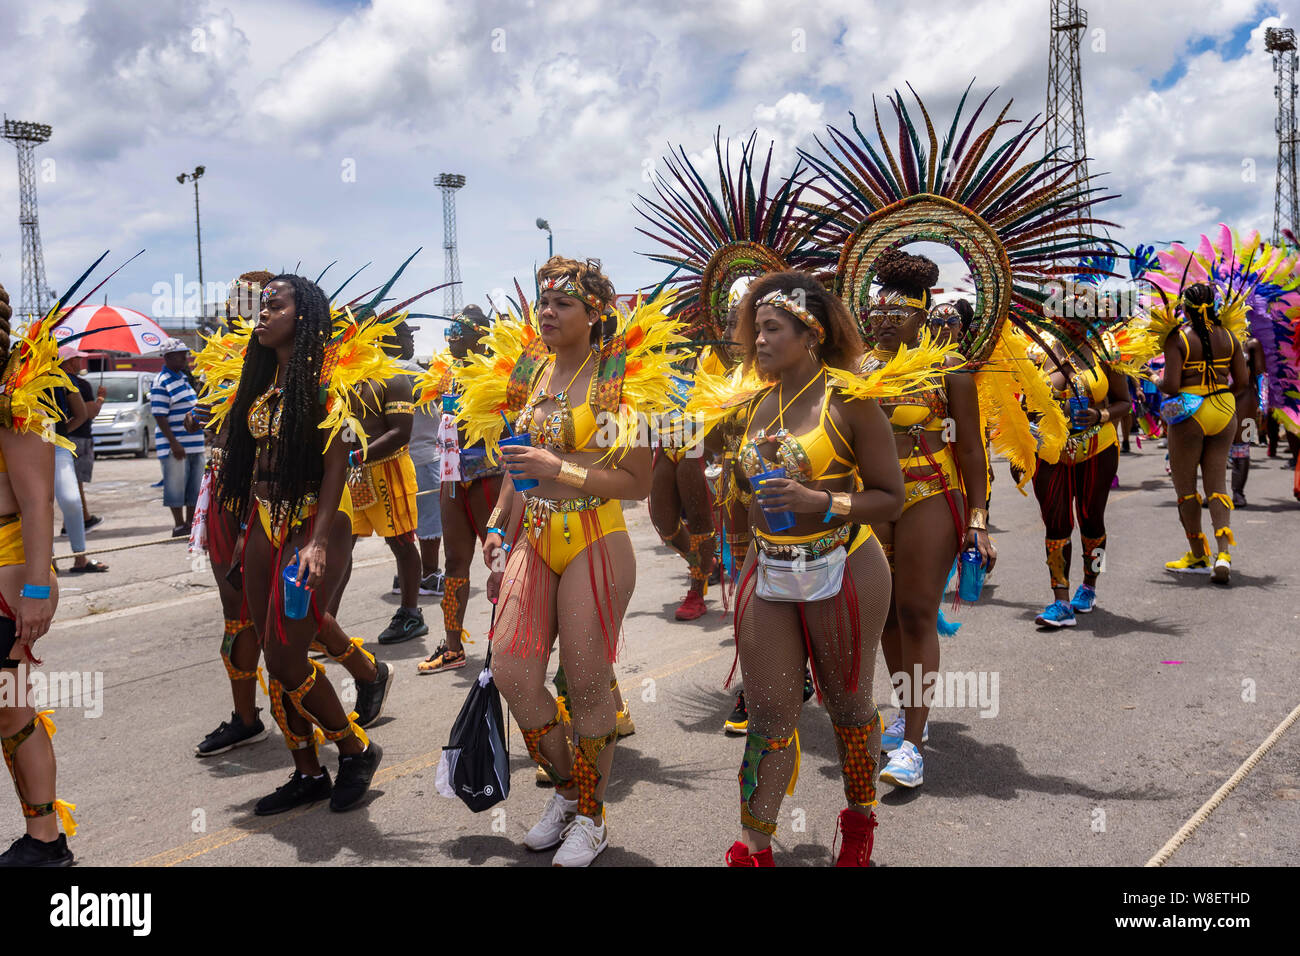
[738,369,856,484]
[248,386,284,439]
[1178,327,1235,389]
[862,349,949,432]
[515,354,601,454]
[1050,361,1108,404]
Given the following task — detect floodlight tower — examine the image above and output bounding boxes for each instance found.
[1267,27,1299,246]
[437,173,466,315]
[2,116,53,322]
[1046,2,1090,218]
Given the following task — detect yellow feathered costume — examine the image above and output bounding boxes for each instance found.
[974,328,1070,486]
[0,314,75,451]
[454,290,688,464]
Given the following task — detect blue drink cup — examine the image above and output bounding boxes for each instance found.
[754,468,796,533]
[499,433,539,491]
[282,551,312,620]
[958,548,986,603]
[1068,395,1090,428]
[441,394,459,415]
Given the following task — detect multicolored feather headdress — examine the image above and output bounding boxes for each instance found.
[797,81,1121,368]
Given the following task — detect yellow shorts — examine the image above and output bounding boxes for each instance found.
[899,445,961,513]
[349,449,418,538]
[257,488,355,549]
[0,515,24,568]
[1184,387,1237,436]
[523,496,626,575]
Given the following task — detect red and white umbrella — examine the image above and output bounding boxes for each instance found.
[51,305,170,355]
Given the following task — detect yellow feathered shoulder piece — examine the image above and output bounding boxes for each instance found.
[975,328,1069,484]
[833,331,959,402]
[411,348,456,410]
[452,311,543,456]
[318,309,403,453]
[194,317,254,436]
[0,315,75,451]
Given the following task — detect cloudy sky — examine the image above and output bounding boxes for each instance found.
[0,0,1291,354]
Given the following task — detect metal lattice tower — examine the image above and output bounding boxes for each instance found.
[2,115,53,323]
[1267,28,1299,247]
[436,173,466,315]
[1046,2,1090,217]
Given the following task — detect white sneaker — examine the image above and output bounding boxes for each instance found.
[880,741,924,788]
[523,792,577,851]
[552,813,608,867]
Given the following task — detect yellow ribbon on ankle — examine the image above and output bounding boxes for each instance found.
[54,799,78,837]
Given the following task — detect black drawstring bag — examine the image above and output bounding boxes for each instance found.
[435,644,510,812]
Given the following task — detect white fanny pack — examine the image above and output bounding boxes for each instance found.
[755,546,847,603]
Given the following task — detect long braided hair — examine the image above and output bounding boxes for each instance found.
[0,282,11,371]
[216,275,331,525]
[1182,281,1218,365]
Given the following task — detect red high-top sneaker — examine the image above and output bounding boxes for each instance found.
[725,841,774,867]
[833,809,877,866]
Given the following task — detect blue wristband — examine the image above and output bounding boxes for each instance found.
[486,526,505,538]
[502,543,512,554]
[22,584,51,600]
[821,491,835,524]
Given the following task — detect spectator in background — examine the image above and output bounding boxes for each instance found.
[57,351,104,532]
[405,335,444,597]
[54,373,108,573]
[151,338,205,536]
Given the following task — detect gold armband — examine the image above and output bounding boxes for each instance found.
[967,507,988,531]
[383,401,415,415]
[1099,407,1111,424]
[487,506,504,530]
[556,460,588,489]
[829,492,853,516]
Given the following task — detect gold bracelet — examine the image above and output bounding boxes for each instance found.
[830,491,853,516]
[487,506,504,530]
[967,507,988,531]
[1100,407,1111,424]
[556,460,588,489]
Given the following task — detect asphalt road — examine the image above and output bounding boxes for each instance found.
[26,442,1300,867]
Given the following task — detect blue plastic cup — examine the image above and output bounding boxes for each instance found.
[282,550,312,620]
[753,468,796,533]
[442,394,459,415]
[499,433,539,491]
[958,548,986,603]
[1068,395,1090,428]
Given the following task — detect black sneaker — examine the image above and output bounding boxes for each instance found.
[195,710,270,757]
[724,692,748,734]
[353,661,393,729]
[420,571,444,596]
[254,769,332,816]
[803,667,815,702]
[330,743,383,812]
[0,833,74,867]
[377,607,429,645]
[84,514,103,532]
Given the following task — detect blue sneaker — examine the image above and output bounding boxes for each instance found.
[1035,600,1077,628]
[880,712,929,752]
[880,741,924,788]
[1070,585,1097,614]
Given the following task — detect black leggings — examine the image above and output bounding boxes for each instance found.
[1031,443,1119,590]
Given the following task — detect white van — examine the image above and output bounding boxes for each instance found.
[90,371,156,457]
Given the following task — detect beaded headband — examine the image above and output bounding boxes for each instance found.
[756,289,825,343]
[871,288,929,311]
[538,275,605,313]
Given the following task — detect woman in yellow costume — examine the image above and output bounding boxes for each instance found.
[457,256,683,866]
[212,274,395,815]
[688,270,948,866]
[0,276,86,866]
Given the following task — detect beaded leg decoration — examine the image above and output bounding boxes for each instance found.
[221,617,267,692]
[833,712,881,810]
[2,712,77,834]
[1080,535,1106,581]
[1045,537,1071,590]
[329,635,376,669]
[267,678,323,752]
[571,729,617,818]
[520,704,573,788]
[441,577,470,635]
[687,531,713,594]
[284,660,368,748]
[738,729,800,836]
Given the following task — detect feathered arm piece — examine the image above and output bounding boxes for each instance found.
[0,317,75,450]
[683,364,770,450]
[975,328,1069,481]
[318,310,403,453]
[452,312,542,461]
[826,332,959,402]
[194,318,254,436]
[411,349,455,410]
